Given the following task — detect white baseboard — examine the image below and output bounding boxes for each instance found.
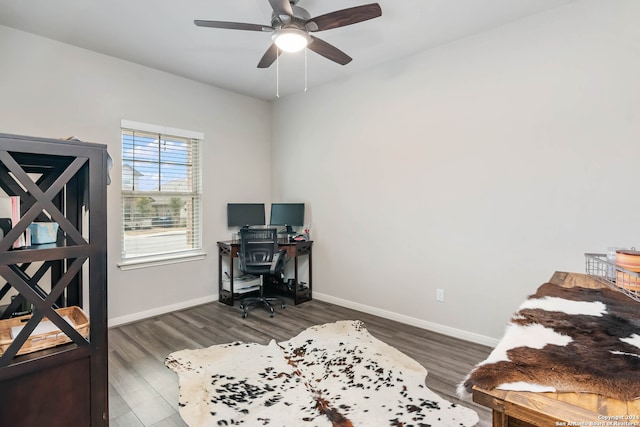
[108,294,219,328]
[108,292,499,347]
[313,292,500,347]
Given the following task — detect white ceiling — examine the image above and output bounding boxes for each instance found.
[0,0,574,101]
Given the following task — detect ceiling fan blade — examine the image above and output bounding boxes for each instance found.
[308,36,352,65]
[257,43,282,68]
[194,20,273,32]
[306,3,382,32]
[268,0,294,20]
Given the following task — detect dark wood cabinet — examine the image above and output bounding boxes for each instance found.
[0,133,108,426]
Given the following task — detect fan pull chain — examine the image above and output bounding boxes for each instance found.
[276,47,280,98]
[274,48,308,97]
[304,48,308,93]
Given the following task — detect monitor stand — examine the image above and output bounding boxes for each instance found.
[276,225,295,235]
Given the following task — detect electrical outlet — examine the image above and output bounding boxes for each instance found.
[436,288,445,302]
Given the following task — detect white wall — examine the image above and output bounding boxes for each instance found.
[0,25,272,323]
[2,0,638,344]
[271,0,640,342]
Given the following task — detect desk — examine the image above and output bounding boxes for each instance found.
[217,240,313,307]
[472,272,640,426]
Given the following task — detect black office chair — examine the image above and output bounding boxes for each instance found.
[238,227,286,318]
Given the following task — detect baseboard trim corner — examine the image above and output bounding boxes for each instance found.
[313,292,499,347]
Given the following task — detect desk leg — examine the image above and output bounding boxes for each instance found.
[218,250,234,306]
[292,247,312,305]
[293,255,299,304]
[218,251,223,303]
[229,259,234,306]
[308,246,312,301]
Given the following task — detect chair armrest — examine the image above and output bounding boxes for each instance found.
[270,250,287,275]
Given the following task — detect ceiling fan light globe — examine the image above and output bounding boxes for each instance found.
[274,29,309,52]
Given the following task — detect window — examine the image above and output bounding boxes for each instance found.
[119,120,203,269]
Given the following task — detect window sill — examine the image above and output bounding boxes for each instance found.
[118,251,206,271]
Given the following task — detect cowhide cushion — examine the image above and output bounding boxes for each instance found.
[458,283,640,400]
[166,320,479,426]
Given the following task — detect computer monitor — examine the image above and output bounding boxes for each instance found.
[227,203,265,228]
[269,203,304,234]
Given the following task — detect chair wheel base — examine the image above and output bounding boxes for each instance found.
[239,295,285,318]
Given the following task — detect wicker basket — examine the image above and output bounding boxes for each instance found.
[0,306,89,356]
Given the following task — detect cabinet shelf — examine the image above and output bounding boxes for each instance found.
[1,243,91,263]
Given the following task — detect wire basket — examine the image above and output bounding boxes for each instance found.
[585,253,640,302]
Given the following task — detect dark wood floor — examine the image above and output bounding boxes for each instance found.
[108,298,493,427]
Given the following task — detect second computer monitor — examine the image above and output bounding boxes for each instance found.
[269,203,304,234]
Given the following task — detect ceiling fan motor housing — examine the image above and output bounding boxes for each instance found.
[271,5,311,30]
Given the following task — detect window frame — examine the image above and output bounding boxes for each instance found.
[117,120,205,270]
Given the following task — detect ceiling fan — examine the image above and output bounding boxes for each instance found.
[194,0,382,68]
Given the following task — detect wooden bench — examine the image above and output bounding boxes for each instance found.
[472,272,640,427]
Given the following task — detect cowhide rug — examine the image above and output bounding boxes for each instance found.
[166,320,479,427]
[458,283,640,401]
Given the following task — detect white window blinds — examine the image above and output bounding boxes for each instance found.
[120,122,202,262]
